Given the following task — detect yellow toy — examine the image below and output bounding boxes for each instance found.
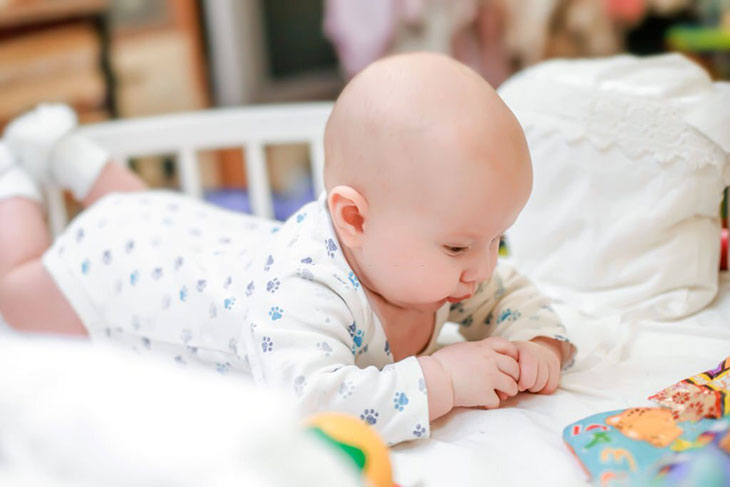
[306,412,397,487]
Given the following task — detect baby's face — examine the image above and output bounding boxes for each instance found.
[347,125,532,313]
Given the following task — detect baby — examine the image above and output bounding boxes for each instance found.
[0,53,575,445]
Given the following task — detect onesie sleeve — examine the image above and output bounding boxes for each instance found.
[447,262,576,367]
[242,269,431,446]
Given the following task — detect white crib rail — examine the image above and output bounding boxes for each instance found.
[47,102,333,235]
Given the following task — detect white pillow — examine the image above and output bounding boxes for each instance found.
[498,54,730,320]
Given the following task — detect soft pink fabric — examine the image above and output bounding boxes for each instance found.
[323,0,426,78]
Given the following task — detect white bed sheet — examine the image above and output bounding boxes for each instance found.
[391,271,730,487]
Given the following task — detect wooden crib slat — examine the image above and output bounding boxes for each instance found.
[244,143,274,219]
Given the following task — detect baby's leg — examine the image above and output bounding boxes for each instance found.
[0,197,87,334]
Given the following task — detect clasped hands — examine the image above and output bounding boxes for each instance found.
[431,335,563,410]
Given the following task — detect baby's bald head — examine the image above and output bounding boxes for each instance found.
[324,52,531,213]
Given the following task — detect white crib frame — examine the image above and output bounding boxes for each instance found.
[46,102,333,236]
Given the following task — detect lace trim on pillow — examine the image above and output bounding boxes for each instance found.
[503,79,729,176]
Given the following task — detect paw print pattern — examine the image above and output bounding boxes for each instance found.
[223,276,232,289]
[338,381,354,398]
[216,362,231,374]
[224,297,236,310]
[264,254,274,271]
[300,257,313,264]
[296,268,314,281]
[196,279,207,292]
[268,306,284,321]
[497,309,521,324]
[179,286,188,302]
[266,278,280,293]
[102,250,112,264]
[460,316,473,327]
[293,376,307,396]
[296,212,307,223]
[484,311,494,326]
[245,281,255,296]
[261,336,273,352]
[125,239,135,253]
[325,238,338,258]
[384,340,391,356]
[130,269,139,285]
[76,228,85,242]
[81,259,91,275]
[151,267,163,280]
[360,409,379,425]
[174,256,184,270]
[316,341,333,356]
[413,424,427,438]
[393,392,409,411]
[347,271,360,289]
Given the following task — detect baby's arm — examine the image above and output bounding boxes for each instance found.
[244,273,434,445]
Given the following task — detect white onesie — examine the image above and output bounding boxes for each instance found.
[43,190,574,446]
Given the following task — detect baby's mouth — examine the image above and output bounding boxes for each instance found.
[446,294,471,303]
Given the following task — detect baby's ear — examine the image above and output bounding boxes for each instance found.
[327,185,368,248]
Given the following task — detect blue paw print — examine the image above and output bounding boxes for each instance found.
[264,254,274,271]
[245,281,255,296]
[76,228,85,242]
[352,329,364,348]
[347,322,357,338]
[460,316,473,327]
[224,297,236,310]
[296,212,307,223]
[174,256,184,270]
[266,278,280,293]
[81,259,91,275]
[384,340,391,355]
[393,392,409,411]
[316,341,333,356]
[413,424,427,438]
[300,257,313,264]
[141,337,151,349]
[268,306,284,321]
[196,279,206,292]
[130,269,139,286]
[347,271,360,289]
[151,267,163,280]
[296,268,314,281]
[360,409,379,425]
[325,238,338,258]
[338,381,354,398]
[223,276,232,289]
[271,226,280,234]
[261,336,273,352]
[125,239,135,253]
[497,309,521,324]
[102,250,112,264]
[293,376,307,395]
[216,362,231,374]
[179,286,188,302]
[450,302,465,314]
[485,312,494,326]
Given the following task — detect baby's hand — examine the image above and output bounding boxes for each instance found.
[513,338,563,395]
[431,337,520,409]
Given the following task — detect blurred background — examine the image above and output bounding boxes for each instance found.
[1,0,729,221]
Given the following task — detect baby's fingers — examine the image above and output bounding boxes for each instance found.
[528,361,549,393]
[539,357,561,395]
[483,337,518,360]
[497,354,520,382]
[494,372,519,398]
[517,351,537,392]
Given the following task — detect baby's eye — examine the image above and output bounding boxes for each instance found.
[444,246,467,256]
